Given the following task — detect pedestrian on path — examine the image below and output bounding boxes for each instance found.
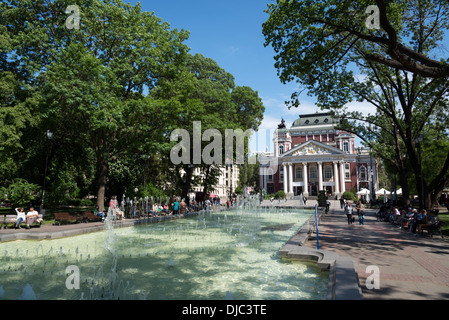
[345,201,354,225]
[356,200,365,225]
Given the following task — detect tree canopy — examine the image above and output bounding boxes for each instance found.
[1,0,265,210]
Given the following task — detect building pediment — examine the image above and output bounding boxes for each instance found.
[281,140,344,157]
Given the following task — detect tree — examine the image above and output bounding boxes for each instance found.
[263,0,449,209]
[2,0,190,210]
[0,179,40,208]
[165,53,264,203]
[238,156,260,191]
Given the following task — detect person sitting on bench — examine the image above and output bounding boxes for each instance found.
[94,205,105,221]
[26,207,40,226]
[417,211,439,235]
[15,207,26,229]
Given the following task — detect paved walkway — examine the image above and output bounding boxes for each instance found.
[302,202,449,300]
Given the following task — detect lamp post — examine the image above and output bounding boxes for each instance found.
[414,134,424,209]
[40,130,53,215]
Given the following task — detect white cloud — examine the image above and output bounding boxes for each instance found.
[258,114,280,131]
[228,46,239,55]
[343,100,378,116]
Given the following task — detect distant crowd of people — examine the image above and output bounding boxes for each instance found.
[92,196,227,222]
[376,203,441,235]
[340,197,442,236]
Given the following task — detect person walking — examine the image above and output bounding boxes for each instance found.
[356,200,365,225]
[345,201,353,225]
[173,199,180,215]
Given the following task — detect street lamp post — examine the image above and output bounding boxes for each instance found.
[40,130,53,215]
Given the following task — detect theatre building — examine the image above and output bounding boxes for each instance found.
[259,113,379,198]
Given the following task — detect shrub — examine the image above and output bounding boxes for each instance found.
[317,190,327,206]
[79,199,93,207]
[275,190,286,199]
[342,191,356,202]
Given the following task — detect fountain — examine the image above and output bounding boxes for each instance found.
[0,199,328,300]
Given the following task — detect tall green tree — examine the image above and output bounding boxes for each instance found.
[2,0,189,210]
[165,53,264,202]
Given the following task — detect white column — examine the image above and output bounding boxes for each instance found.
[333,161,340,194]
[283,164,288,194]
[317,161,323,192]
[339,161,346,193]
[288,163,293,195]
[303,162,309,196]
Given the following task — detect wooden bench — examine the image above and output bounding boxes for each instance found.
[1,214,43,229]
[82,211,103,223]
[421,221,446,239]
[54,212,84,225]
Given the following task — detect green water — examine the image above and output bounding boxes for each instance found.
[0,208,328,300]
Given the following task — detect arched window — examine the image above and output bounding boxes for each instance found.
[279,145,284,155]
[343,141,349,152]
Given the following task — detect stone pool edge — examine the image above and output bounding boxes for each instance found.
[0,213,201,242]
[278,207,363,300]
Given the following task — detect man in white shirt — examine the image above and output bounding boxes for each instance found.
[26,207,39,226]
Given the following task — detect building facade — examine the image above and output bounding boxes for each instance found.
[189,165,239,201]
[259,113,379,198]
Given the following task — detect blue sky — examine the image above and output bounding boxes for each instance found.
[134,1,317,121]
[131,0,368,151]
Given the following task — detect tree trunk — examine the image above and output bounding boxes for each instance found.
[181,165,193,205]
[202,165,211,194]
[97,159,108,212]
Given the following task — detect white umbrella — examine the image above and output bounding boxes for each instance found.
[375,188,390,195]
[357,188,370,202]
[357,188,370,195]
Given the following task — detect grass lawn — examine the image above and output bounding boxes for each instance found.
[439,212,449,237]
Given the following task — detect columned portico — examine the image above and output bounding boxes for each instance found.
[281,160,344,197]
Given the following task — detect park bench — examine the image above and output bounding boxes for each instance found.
[54,212,84,225]
[0,214,43,229]
[82,211,103,223]
[421,221,446,239]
